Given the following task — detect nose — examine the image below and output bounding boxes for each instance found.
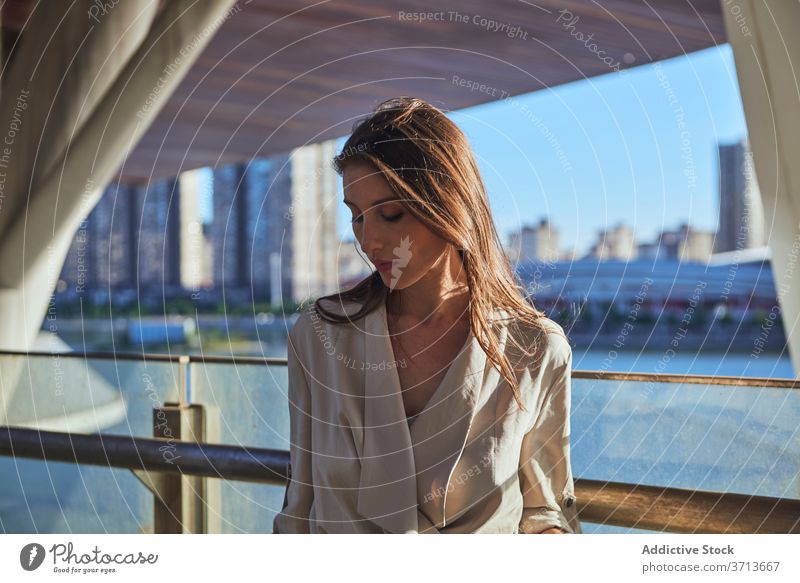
[357,213,384,261]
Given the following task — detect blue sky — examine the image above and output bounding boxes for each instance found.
[335,43,749,257]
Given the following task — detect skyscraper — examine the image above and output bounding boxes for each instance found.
[653,223,715,263]
[208,155,294,304]
[587,222,636,261]
[245,154,293,302]
[716,138,765,253]
[178,168,213,293]
[59,182,138,295]
[289,139,339,303]
[136,177,181,290]
[507,218,561,264]
[210,162,248,291]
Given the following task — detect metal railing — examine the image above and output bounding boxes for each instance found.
[0,426,288,484]
[1,349,799,533]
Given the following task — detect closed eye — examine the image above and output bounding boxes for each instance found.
[350,213,403,224]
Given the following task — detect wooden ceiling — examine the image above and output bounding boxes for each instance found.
[2,0,727,182]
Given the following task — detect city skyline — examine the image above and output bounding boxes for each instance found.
[336,44,749,258]
[57,137,761,304]
[56,44,757,302]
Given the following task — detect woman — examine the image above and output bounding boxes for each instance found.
[272,96,580,534]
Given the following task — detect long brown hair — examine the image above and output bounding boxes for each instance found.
[311,96,567,412]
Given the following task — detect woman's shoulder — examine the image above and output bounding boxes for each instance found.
[289,297,365,341]
[538,317,572,367]
[505,314,572,369]
[537,317,571,351]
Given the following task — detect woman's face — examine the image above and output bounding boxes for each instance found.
[342,162,450,290]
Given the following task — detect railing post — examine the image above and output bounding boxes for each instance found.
[132,355,208,533]
[149,402,205,533]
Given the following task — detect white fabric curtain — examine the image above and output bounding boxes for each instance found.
[723,1,800,375]
[0,0,237,351]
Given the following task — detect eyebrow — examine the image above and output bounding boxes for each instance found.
[342,196,400,210]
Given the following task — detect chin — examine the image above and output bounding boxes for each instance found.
[380,270,412,291]
[391,281,422,292]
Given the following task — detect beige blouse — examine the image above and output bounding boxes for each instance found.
[272,298,581,534]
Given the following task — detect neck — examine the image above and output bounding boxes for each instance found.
[385,248,470,329]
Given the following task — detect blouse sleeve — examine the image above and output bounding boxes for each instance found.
[517,335,581,534]
[272,323,315,533]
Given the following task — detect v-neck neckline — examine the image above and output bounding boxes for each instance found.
[381,300,473,421]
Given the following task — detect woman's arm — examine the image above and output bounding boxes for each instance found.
[517,334,580,534]
[272,325,315,533]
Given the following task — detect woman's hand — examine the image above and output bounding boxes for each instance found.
[540,527,568,534]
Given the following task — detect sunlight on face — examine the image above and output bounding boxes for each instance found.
[342,162,450,290]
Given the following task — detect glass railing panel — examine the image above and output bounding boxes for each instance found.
[189,358,288,533]
[580,523,660,534]
[0,459,153,533]
[0,352,182,533]
[0,353,183,436]
[571,375,800,502]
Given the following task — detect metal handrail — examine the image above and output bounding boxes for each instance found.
[0,425,288,484]
[1,425,798,533]
[577,479,800,534]
[0,349,287,366]
[571,369,800,388]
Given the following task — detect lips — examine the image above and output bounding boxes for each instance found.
[373,260,392,271]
